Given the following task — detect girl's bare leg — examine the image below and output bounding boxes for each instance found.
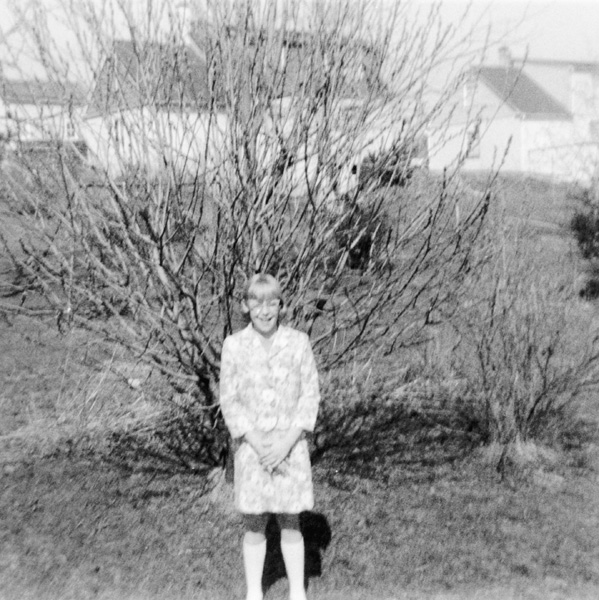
[243,514,269,600]
[278,513,307,600]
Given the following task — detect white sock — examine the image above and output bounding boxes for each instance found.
[281,533,307,600]
[243,534,266,600]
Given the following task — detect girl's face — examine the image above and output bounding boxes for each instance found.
[246,295,281,338]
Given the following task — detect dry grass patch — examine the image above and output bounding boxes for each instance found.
[0,315,165,462]
[1,452,599,600]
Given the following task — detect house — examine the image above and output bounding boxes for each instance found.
[83,39,229,178]
[428,49,599,184]
[83,35,323,179]
[82,29,387,197]
[0,78,86,146]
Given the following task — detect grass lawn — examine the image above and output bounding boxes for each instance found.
[2,173,599,599]
[2,443,599,600]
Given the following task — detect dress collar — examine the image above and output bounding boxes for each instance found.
[245,322,285,355]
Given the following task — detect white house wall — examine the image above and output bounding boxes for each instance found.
[476,117,521,172]
[0,102,82,142]
[427,115,521,174]
[431,117,598,182]
[257,100,366,203]
[82,97,416,205]
[523,120,598,183]
[82,109,229,179]
[426,74,526,174]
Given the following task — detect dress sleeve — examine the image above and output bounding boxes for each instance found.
[219,336,254,439]
[291,334,321,432]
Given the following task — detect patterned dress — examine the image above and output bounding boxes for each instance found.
[219,324,321,514]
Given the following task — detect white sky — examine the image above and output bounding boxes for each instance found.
[429,0,599,62]
[0,0,597,81]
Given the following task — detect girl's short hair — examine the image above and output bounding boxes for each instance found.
[242,273,287,317]
[245,273,282,301]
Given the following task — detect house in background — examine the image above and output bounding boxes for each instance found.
[82,29,389,196]
[0,79,86,147]
[82,39,229,178]
[83,35,326,180]
[429,49,599,184]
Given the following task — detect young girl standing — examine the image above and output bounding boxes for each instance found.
[219,273,321,600]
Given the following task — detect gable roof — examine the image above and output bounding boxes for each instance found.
[87,29,381,120]
[86,40,223,118]
[523,58,599,73]
[189,23,380,100]
[0,79,86,106]
[478,66,571,120]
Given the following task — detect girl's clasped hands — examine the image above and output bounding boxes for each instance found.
[244,428,302,474]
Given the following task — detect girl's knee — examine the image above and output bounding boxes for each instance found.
[281,529,303,544]
[280,528,302,543]
[244,513,268,535]
[244,530,266,545]
[278,513,302,542]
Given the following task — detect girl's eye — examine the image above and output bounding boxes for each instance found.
[249,299,279,310]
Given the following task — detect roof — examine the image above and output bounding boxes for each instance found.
[0,79,86,106]
[86,40,223,118]
[187,23,378,100]
[478,66,571,120]
[87,31,381,120]
[523,58,599,73]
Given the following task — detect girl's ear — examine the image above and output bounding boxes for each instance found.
[241,299,250,315]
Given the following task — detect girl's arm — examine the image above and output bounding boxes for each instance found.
[290,334,321,432]
[219,337,254,439]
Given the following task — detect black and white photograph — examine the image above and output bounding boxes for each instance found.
[1,1,599,599]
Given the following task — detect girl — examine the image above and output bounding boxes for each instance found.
[219,273,321,600]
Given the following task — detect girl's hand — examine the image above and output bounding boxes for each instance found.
[259,428,303,472]
[243,430,271,460]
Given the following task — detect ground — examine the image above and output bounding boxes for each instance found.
[2,173,599,599]
[2,445,599,599]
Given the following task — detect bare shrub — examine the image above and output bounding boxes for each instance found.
[107,392,229,477]
[571,208,599,261]
[569,186,599,298]
[453,209,599,461]
[0,0,494,470]
[312,361,481,478]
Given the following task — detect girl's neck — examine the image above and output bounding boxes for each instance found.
[253,324,278,350]
[260,336,273,352]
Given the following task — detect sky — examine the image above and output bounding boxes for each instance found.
[429,0,599,63]
[0,0,598,81]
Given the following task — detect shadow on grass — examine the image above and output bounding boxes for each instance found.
[103,401,229,479]
[99,373,489,499]
[311,396,484,482]
[262,512,332,595]
[102,391,483,492]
